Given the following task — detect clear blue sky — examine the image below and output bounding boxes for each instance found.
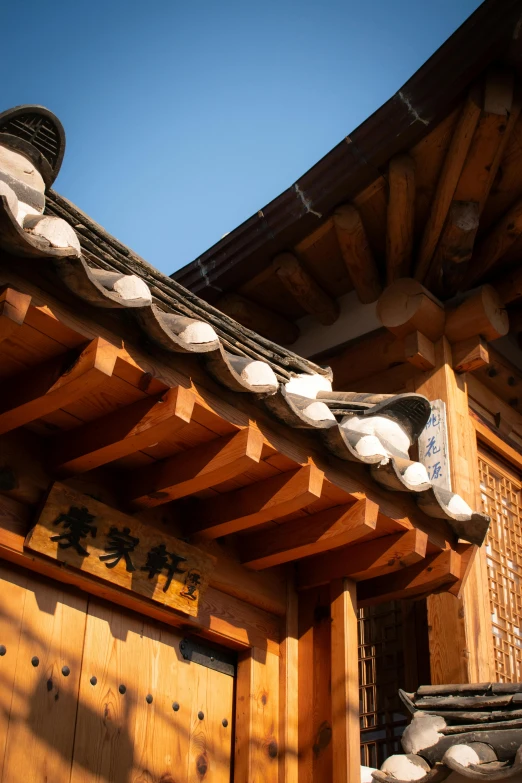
[4,0,482,275]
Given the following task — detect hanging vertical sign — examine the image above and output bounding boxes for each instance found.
[418,399,452,491]
[25,483,215,617]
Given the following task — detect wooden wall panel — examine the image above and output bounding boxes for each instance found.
[0,566,88,783]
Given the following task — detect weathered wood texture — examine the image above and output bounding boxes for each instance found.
[235,646,280,783]
[386,154,415,283]
[273,252,339,325]
[333,204,382,303]
[216,292,299,345]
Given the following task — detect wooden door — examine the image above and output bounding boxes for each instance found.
[0,563,235,783]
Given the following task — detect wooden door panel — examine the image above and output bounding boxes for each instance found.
[0,565,88,783]
[71,598,234,783]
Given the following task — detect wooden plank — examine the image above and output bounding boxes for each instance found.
[330,578,359,783]
[279,578,299,783]
[0,286,31,344]
[216,292,299,345]
[52,385,195,474]
[0,337,119,435]
[297,528,428,590]
[386,154,415,283]
[129,426,265,508]
[26,482,216,618]
[273,252,339,325]
[1,569,88,783]
[333,204,382,303]
[0,503,280,652]
[453,336,490,373]
[298,586,332,783]
[357,549,461,606]
[0,563,28,782]
[191,464,324,539]
[240,498,378,570]
[415,90,482,281]
[235,646,280,783]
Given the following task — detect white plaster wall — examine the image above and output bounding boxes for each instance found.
[291,289,380,358]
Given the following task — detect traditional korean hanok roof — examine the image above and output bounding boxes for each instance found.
[0,104,489,544]
[374,684,522,781]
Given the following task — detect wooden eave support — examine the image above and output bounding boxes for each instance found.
[0,337,118,435]
[52,386,196,475]
[240,498,378,570]
[333,204,382,303]
[129,426,265,508]
[386,154,415,283]
[415,89,482,282]
[190,464,324,540]
[445,285,509,343]
[494,265,522,304]
[357,548,461,607]
[272,252,339,326]
[0,285,31,343]
[297,528,428,590]
[468,196,522,286]
[216,292,299,345]
[453,336,490,374]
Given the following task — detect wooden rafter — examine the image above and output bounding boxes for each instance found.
[52,386,196,475]
[415,90,482,282]
[467,196,522,286]
[333,204,382,303]
[190,464,324,539]
[357,549,461,607]
[386,154,415,283]
[240,498,379,570]
[216,292,299,345]
[0,286,31,344]
[297,528,428,590]
[129,426,265,507]
[273,252,339,326]
[0,337,118,435]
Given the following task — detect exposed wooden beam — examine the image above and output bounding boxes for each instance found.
[468,196,522,285]
[357,549,461,607]
[429,201,480,292]
[386,154,415,283]
[273,252,339,326]
[474,343,522,415]
[445,285,509,343]
[190,464,324,540]
[376,279,445,342]
[330,578,360,783]
[129,426,265,508]
[297,529,428,590]
[52,386,196,475]
[0,337,118,436]
[216,292,299,345]
[494,261,522,304]
[415,90,482,282]
[453,336,490,373]
[333,204,382,303]
[240,498,378,570]
[0,286,31,344]
[403,331,436,371]
[325,329,406,388]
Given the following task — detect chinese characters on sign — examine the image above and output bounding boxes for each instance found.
[418,399,451,491]
[25,483,215,617]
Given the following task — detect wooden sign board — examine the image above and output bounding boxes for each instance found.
[25,483,215,617]
[418,399,451,492]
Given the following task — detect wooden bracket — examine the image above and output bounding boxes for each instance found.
[129,426,265,508]
[453,336,490,373]
[403,331,436,371]
[191,464,324,539]
[0,337,118,435]
[52,386,196,475]
[240,498,379,570]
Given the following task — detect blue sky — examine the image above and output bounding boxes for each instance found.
[4,0,482,275]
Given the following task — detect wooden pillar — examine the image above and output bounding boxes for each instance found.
[235,646,280,782]
[330,578,360,783]
[410,337,495,683]
[279,578,299,783]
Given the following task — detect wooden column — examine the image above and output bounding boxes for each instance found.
[409,338,495,683]
[330,578,360,783]
[279,577,299,783]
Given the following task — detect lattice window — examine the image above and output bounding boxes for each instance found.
[358,601,410,769]
[479,451,522,682]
